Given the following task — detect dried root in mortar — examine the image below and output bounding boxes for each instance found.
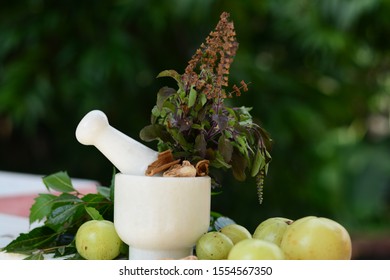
[195,160,209,176]
[145,150,180,176]
[146,150,209,177]
[163,160,197,177]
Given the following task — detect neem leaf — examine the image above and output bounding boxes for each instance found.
[29,193,57,224]
[97,186,110,200]
[82,192,107,203]
[3,226,57,254]
[24,252,45,260]
[43,171,75,193]
[46,204,82,230]
[85,206,104,220]
[54,193,82,204]
[53,246,78,258]
[80,193,113,222]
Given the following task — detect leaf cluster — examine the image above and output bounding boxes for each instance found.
[140,13,272,202]
[1,171,118,259]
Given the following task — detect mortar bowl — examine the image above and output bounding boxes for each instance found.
[114,173,211,260]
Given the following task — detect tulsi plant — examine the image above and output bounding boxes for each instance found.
[140,12,272,201]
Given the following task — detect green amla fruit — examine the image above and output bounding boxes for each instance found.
[219,224,252,244]
[75,220,123,260]
[228,239,284,260]
[195,231,234,260]
[280,216,352,260]
[253,217,293,246]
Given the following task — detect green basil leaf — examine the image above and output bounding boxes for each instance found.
[231,150,247,181]
[156,70,184,90]
[212,114,228,131]
[199,92,207,106]
[191,124,203,130]
[156,87,176,110]
[233,135,249,158]
[139,124,168,142]
[43,171,75,193]
[169,128,190,149]
[195,134,207,158]
[188,87,197,108]
[156,69,181,80]
[250,148,266,177]
[258,126,273,151]
[211,151,232,169]
[151,106,161,117]
[218,135,233,163]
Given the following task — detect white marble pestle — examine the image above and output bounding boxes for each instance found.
[75,110,158,176]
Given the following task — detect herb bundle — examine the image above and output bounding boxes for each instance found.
[140,12,272,201]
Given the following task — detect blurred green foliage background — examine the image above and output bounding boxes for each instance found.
[1,0,389,238]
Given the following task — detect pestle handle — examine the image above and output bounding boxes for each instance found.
[76,110,110,145]
[76,110,158,175]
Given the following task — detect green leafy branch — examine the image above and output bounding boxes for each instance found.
[1,171,116,259]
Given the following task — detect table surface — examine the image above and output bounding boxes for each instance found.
[0,170,97,260]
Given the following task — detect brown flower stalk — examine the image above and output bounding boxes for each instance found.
[182,12,247,100]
